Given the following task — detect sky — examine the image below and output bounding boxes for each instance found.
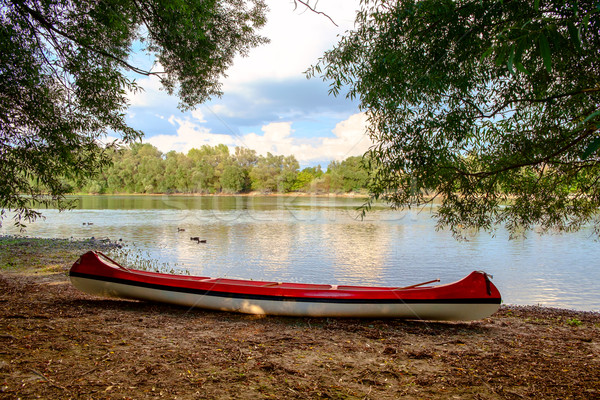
[124,0,369,168]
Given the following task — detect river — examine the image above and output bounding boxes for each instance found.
[1,195,598,312]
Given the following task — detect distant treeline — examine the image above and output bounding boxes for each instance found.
[72,143,370,195]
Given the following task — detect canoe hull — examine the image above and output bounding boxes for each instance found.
[69,251,502,321]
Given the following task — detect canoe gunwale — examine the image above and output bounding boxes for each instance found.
[69,271,501,305]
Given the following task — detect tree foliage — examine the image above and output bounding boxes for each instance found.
[328,156,370,193]
[291,166,323,191]
[309,0,600,237]
[75,143,370,195]
[249,152,299,193]
[0,0,268,225]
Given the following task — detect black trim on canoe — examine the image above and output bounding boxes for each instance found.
[70,271,502,305]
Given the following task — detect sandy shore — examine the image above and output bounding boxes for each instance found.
[0,236,598,399]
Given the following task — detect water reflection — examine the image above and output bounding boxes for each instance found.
[323,223,390,284]
[2,195,599,312]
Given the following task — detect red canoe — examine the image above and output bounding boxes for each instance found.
[69,251,502,321]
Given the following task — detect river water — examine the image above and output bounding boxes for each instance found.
[1,195,599,312]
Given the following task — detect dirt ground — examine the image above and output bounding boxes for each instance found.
[0,236,599,399]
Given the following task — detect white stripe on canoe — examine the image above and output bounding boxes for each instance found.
[70,276,499,321]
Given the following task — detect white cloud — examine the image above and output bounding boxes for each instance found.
[223,0,359,90]
[127,73,171,108]
[145,112,372,164]
[127,1,360,113]
[242,113,371,162]
[242,122,302,156]
[190,109,206,123]
[128,0,367,165]
[322,112,372,160]
[147,115,237,154]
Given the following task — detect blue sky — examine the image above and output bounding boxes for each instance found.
[123,0,369,168]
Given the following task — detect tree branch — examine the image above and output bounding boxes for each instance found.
[518,87,600,103]
[458,127,599,178]
[294,0,338,27]
[12,0,164,77]
[131,0,154,40]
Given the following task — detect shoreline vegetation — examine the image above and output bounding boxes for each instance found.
[67,191,370,198]
[69,143,372,197]
[1,237,599,399]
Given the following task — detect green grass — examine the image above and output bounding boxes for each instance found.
[0,235,117,271]
[566,318,583,327]
[0,235,186,275]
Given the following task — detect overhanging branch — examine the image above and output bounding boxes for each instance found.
[12,0,164,77]
[455,127,599,178]
[294,0,338,27]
